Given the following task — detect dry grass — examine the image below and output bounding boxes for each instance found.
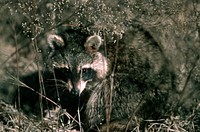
[0,99,199,131]
[0,100,81,132]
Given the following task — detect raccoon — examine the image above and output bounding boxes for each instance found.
[16,25,171,131]
[46,25,171,131]
[14,27,109,129]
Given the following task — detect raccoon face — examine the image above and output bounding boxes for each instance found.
[47,30,108,95]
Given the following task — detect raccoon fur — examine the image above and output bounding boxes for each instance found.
[16,25,171,131]
[47,25,171,131]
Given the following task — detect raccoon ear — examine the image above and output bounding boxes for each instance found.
[47,34,65,50]
[84,35,102,53]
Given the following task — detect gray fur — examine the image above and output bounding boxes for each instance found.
[46,26,171,131]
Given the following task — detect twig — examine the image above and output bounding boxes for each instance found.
[104,32,120,132]
[8,73,58,107]
[125,97,145,132]
[12,21,21,132]
[177,55,199,107]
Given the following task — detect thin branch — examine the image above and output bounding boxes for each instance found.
[177,55,199,107]
[12,21,21,132]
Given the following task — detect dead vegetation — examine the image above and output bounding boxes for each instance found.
[0,99,199,131]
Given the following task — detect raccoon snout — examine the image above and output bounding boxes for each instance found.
[71,88,80,96]
[70,79,92,95]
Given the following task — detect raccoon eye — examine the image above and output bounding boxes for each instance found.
[82,68,89,74]
[80,68,97,81]
[54,67,71,78]
[54,67,69,72]
[63,68,70,73]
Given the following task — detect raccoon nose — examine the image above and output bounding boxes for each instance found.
[71,88,80,96]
